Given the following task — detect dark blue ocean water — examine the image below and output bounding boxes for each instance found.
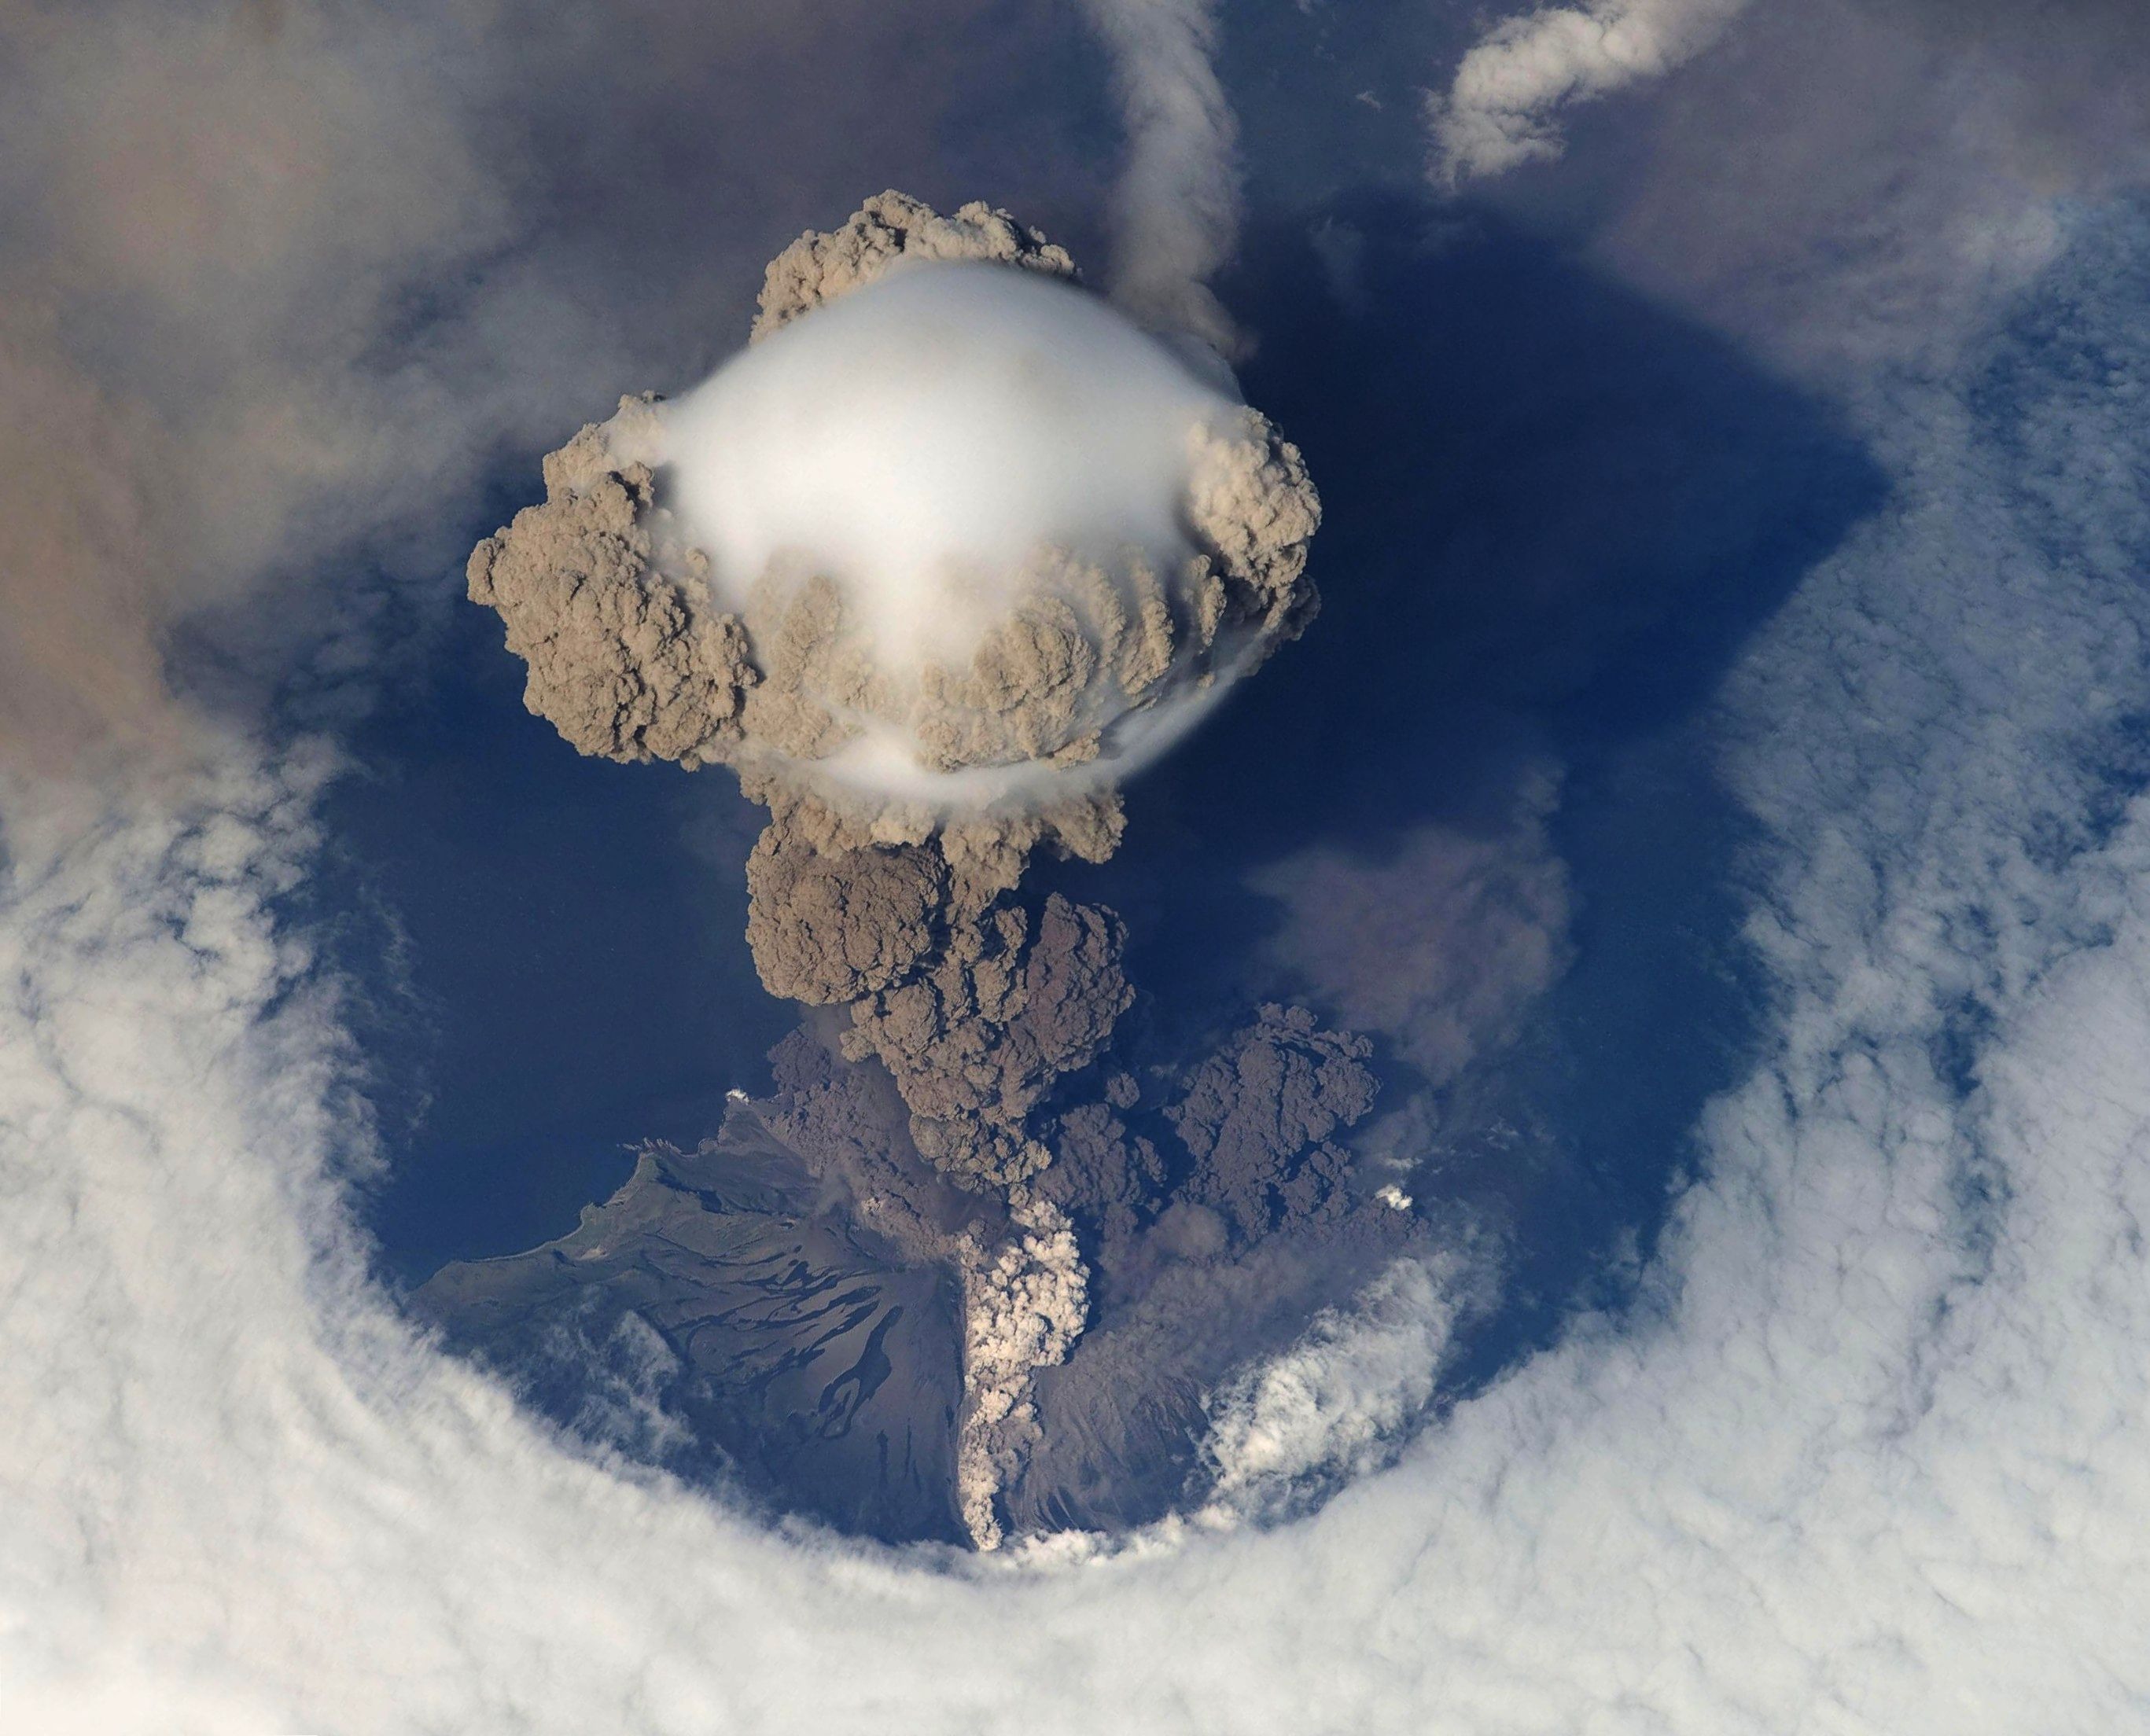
[318,608,793,1285]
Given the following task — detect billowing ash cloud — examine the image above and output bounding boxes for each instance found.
[463,193,1325,1542]
[469,194,1317,814]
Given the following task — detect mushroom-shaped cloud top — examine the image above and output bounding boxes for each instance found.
[470,248,1319,821]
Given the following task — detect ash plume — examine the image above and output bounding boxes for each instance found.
[750,189,1078,338]
[739,779,1131,1191]
[467,192,1316,1189]
[466,192,1324,1543]
[468,207,1318,818]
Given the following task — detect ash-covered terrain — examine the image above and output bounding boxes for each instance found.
[418,1003,1425,1543]
[416,1102,968,1543]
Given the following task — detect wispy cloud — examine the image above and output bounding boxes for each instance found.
[1196,1257,1463,1526]
[1592,0,2150,377]
[1080,0,1244,351]
[1429,0,1749,185]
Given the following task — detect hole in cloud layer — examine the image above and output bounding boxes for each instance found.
[17,0,2150,1723]
[377,188,1890,1554]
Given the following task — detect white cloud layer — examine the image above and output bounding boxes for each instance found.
[7,197,2150,1731]
[9,6,2150,1730]
[1430,0,1750,184]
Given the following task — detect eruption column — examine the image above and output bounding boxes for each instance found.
[466,191,1322,1541]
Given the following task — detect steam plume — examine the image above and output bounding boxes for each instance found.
[469,202,1316,821]
[1079,0,1243,352]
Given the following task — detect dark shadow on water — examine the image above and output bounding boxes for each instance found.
[1051,189,1889,1389]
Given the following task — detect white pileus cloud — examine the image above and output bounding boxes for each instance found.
[469,237,1320,822]
[659,266,1229,667]
[626,260,1300,807]
[1430,0,1751,184]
